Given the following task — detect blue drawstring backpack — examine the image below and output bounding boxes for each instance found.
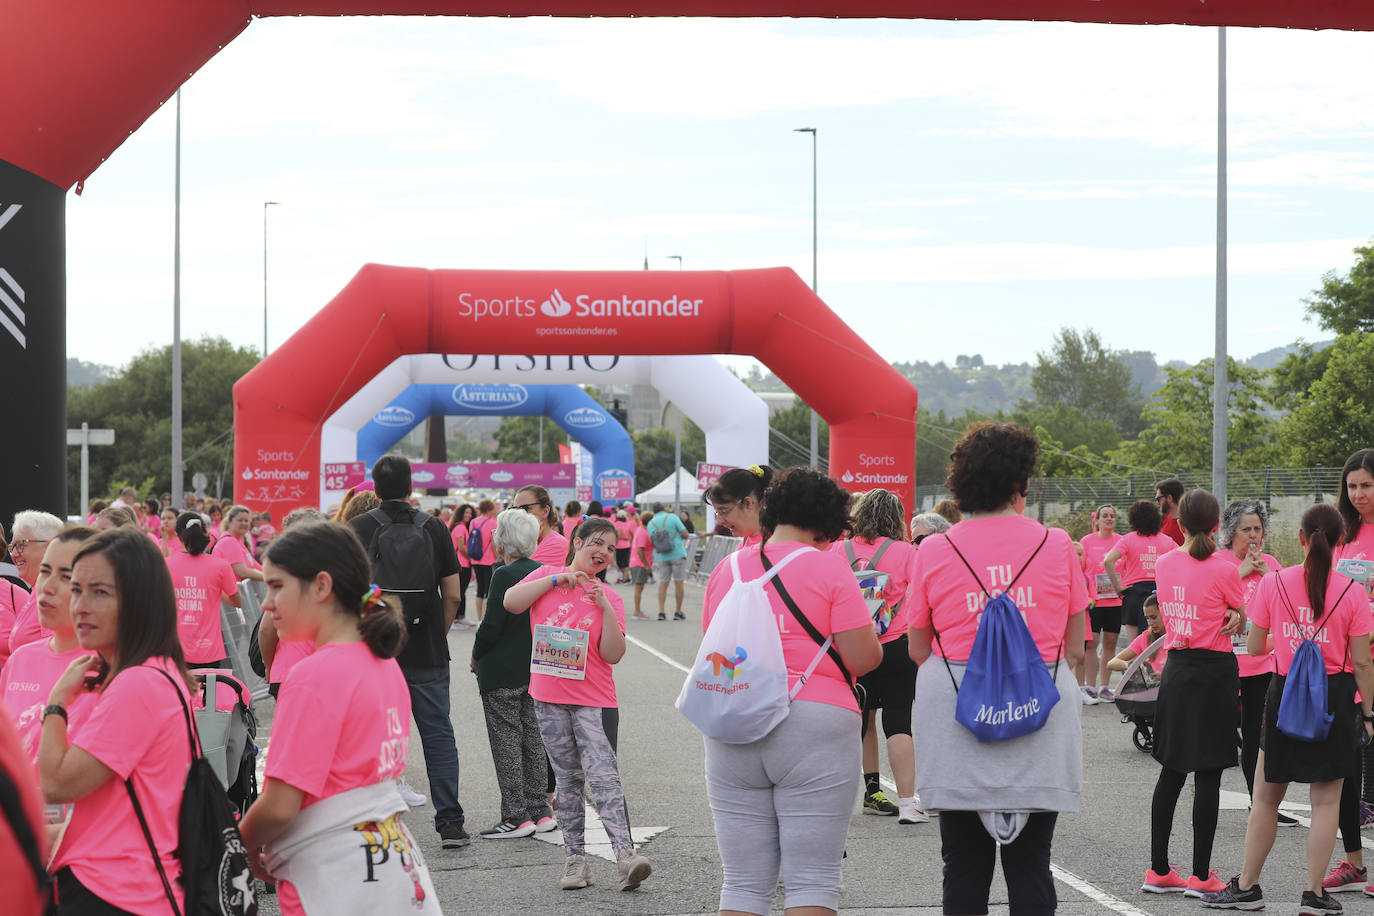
[1274,577,1353,743]
[934,530,1062,743]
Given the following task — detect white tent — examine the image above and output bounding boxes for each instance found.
[636,467,704,508]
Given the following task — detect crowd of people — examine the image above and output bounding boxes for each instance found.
[6,436,1374,915]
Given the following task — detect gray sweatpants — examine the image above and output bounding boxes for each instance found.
[534,701,634,857]
[480,686,552,823]
[704,699,862,913]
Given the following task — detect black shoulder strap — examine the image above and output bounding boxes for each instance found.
[124,664,199,916]
[759,547,855,689]
[0,765,51,906]
[367,506,391,531]
[1279,573,1359,672]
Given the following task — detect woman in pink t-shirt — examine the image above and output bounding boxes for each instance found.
[448,503,476,629]
[212,504,264,582]
[613,511,633,584]
[560,501,582,540]
[239,521,440,914]
[704,464,771,550]
[831,488,924,823]
[699,468,880,915]
[38,528,197,915]
[1104,499,1178,648]
[907,424,1086,916]
[517,485,570,567]
[1,527,97,768]
[1209,503,1374,910]
[628,511,655,619]
[1338,448,1374,565]
[1080,504,1123,701]
[155,507,180,557]
[166,512,241,667]
[1143,490,1245,896]
[503,516,655,893]
[1216,499,1285,816]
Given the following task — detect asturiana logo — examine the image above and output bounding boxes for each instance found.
[412,470,436,483]
[374,405,416,428]
[563,407,606,428]
[705,646,748,680]
[452,384,529,410]
[445,464,471,479]
[540,289,573,317]
[489,470,514,483]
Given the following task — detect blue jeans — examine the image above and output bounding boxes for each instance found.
[403,663,464,830]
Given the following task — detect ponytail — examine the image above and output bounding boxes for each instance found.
[359,590,407,660]
[1302,503,1344,617]
[1178,489,1219,561]
[176,511,211,556]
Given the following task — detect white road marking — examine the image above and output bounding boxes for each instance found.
[533,803,670,861]
[627,633,690,674]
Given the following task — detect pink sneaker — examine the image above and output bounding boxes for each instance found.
[1142,867,1188,894]
[1185,870,1227,898]
[1324,861,1368,893]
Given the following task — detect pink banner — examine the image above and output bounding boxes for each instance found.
[697,462,733,489]
[323,461,574,491]
[600,476,635,501]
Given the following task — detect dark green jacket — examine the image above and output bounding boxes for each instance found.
[473,557,542,691]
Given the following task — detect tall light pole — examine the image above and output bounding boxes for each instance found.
[794,127,819,468]
[667,255,682,270]
[263,201,281,358]
[1213,29,1228,504]
[171,90,184,508]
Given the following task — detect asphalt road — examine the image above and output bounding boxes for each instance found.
[254,578,1357,915]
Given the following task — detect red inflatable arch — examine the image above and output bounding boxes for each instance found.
[233,265,919,512]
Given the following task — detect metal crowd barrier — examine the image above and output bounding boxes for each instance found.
[220,579,270,702]
[689,535,744,583]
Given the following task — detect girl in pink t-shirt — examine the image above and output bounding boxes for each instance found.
[1222,503,1374,908]
[1080,504,1124,700]
[470,500,500,619]
[829,487,924,821]
[1216,498,1285,815]
[704,464,771,549]
[240,521,439,915]
[166,512,241,666]
[1,528,97,768]
[155,507,180,557]
[212,504,264,582]
[699,468,881,914]
[503,516,654,892]
[1104,499,1178,648]
[39,528,197,916]
[1144,490,1245,897]
[613,512,633,584]
[448,503,475,628]
[628,512,655,619]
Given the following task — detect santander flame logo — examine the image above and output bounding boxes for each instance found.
[841,470,855,484]
[540,289,573,317]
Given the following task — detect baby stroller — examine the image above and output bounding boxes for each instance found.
[191,669,260,818]
[1115,636,1166,753]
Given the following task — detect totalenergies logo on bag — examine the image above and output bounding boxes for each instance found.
[705,646,748,680]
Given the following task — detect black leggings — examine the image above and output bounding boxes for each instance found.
[457,565,472,619]
[1239,673,1270,798]
[474,564,493,599]
[1152,766,1223,878]
[1340,731,1364,854]
[859,636,917,740]
[941,810,1058,916]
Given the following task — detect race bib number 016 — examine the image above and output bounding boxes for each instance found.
[531,624,590,680]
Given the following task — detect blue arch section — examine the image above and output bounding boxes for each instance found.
[357,383,634,503]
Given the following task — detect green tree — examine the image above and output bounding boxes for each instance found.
[632,419,705,493]
[492,416,568,463]
[1282,333,1374,466]
[768,401,829,468]
[1304,242,1374,335]
[1270,341,1335,411]
[1108,358,1281,473]
[66,337,260,513]
[1029,327,1144,436]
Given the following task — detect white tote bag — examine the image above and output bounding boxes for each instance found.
[676,547,831,743]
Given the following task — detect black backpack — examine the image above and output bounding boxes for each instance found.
[365,507,438,630]
[127,668,258,916]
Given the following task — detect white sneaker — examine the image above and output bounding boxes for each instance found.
[1079,686,1099,706]
[898,801,930,824]
[398,779,427,807]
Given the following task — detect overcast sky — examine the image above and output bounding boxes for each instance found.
[64,16,1374,373]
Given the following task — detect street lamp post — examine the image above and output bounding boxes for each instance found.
[172,90,183,507]
[667,255,682,270]
[794,127,819,469]
[263,201,281,358]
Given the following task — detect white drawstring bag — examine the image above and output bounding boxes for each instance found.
[676,547,831,743]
